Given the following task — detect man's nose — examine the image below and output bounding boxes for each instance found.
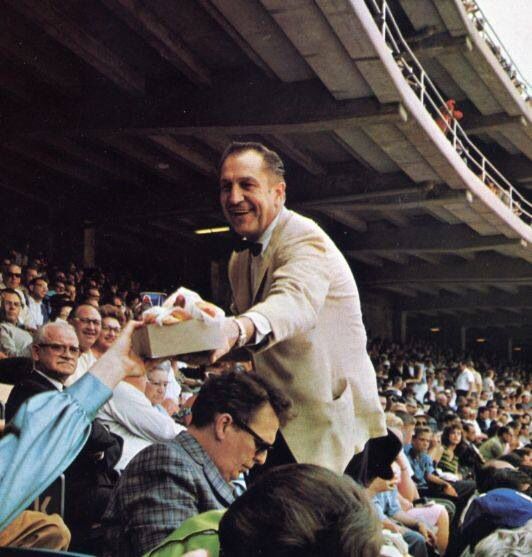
[254,451,268,466]
[226,185,244,205]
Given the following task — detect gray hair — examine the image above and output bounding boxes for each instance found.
[474,520,532,557]
[33,321,78,346]
[148,360,171,377]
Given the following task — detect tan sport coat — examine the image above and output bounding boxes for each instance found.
[229,209,386,474]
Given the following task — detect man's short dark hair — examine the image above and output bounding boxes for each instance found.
[478,466,530,494]
[413,426,432,439]
[191,371,292,428]
[219,463,383,557]
[496,426,510,438]
[1,288,23,303]
[29,276,48,288]
[219,141,285,179]
[394,410,415,426]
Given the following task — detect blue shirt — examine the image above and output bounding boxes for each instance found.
[372,488,401,520]
[404,444,435,489]
[0,372,112,530]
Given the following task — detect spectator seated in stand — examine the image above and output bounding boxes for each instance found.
[405,426,476,521]
[479,426,513,461]
[102,371,293,557]
[145,464,385,557]
[96,360,185,472]
[0,290,32,359]
[5,321,123,552]
[90,306,123,360]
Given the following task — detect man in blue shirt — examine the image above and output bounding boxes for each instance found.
[405,427,475,521]
[0,321,145,549]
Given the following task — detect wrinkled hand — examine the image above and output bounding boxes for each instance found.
[161,398,180,416]
[210,317,239,364]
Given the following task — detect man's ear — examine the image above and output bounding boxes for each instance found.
[213,412,233,441]
[273,181,286,205]
[31,344,40,363]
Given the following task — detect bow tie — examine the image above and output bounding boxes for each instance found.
[233,238,263,256]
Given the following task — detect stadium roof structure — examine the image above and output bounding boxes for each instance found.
[0,0,531,345]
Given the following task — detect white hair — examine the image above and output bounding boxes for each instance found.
[474,520,532,557]
[148,360,171,377]
[34,320,78,345]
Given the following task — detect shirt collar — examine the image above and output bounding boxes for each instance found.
[33,368,64,391]
[255,206,286,254]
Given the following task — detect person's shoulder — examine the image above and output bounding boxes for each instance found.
[127,435,192,472]
[284,210,325,236]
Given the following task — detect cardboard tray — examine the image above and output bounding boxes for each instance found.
[131,320,224,359]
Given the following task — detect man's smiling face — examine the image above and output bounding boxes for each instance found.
[219,150,285,241]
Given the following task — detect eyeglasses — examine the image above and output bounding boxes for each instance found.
[232,416,275,455]
[102,324,121,333]
[3,300,21,308]
[38,343,80,356]
[7,272,21,278]
[74,317,101,327]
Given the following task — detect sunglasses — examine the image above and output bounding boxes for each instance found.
[232,415,275,455]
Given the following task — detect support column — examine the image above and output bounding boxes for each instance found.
[460,326,467,353]
[508,337,513,362]
[400,311,407,344]
[83,224,96,268]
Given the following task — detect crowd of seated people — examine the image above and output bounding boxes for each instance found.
[0,248,530,557]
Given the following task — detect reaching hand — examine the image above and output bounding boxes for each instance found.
[209,317,239,364]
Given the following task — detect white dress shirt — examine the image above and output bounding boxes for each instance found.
[65,350,98,387]
[97,381,185,471]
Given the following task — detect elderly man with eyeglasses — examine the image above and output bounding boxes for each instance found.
[102,371,292,557]
[5,320,123,550]
[96,361,185,472]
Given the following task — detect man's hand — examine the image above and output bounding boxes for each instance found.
[443,483,458,498]
[210,317,240,364]
[210,316,256,364]
[89,320,146,389]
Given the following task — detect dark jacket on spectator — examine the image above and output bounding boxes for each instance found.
[6,371,122,528]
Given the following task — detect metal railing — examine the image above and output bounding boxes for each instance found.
[461,0,531,100]
[366,0,532,227]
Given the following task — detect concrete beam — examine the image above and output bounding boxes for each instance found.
[398,289,532,312]
[343,223,521,254]
[361,253,532,285]
[409,32,469,58]
[5,79,406,136]
[6,0,145,96]
[100,0,212,86]
[463,113,526,135]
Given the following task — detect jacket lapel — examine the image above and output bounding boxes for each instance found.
[180,432,235,507]
[251,209,292,304]
[229,251,252,313]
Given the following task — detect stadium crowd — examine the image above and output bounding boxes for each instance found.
[0,247,529,557]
